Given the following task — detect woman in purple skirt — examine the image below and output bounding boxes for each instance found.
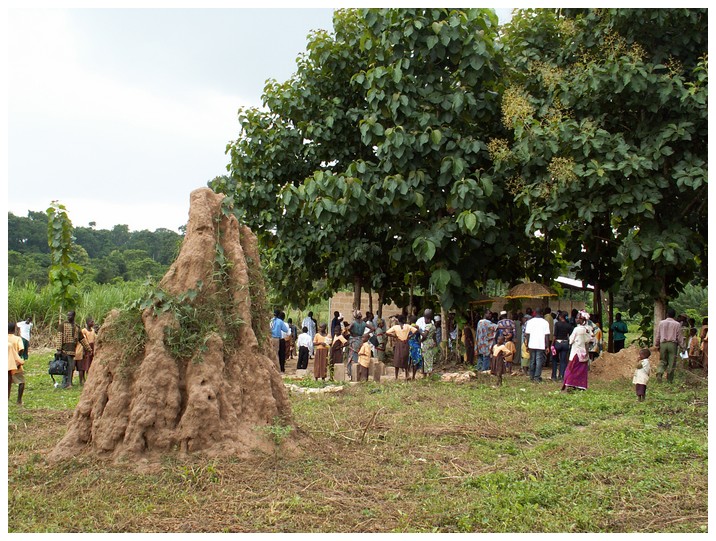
[562,314,591,391]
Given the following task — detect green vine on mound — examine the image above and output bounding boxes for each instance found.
[104,200,250,372]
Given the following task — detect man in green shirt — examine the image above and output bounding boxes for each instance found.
[611,313,628,353]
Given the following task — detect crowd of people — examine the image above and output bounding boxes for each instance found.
[8,311,97,405]
[269,308,444,381]
[6,303,706,406]
[268,304,709,398]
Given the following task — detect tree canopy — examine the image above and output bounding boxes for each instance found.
[214,7,707,318]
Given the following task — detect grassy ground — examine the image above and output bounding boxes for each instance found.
[8,350,708,533]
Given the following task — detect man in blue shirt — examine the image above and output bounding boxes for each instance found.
[271,311,290,372]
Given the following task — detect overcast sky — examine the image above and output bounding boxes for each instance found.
[5,4,514,233]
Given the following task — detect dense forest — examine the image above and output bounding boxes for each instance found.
[8,210,183,286]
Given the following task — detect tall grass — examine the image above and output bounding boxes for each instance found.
[8,279,150,348]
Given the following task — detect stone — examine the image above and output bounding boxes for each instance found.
[333,363,346,382]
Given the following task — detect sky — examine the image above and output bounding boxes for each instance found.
[4,3,515,234]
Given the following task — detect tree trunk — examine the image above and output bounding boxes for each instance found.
[377,289,385,319]
[408,274,415,318]
[607,290,614,353]
[440,305,448,363]
[593,281,602,328]
[654,278,667,347]
[367,283,373,315]
[353,275,362,312]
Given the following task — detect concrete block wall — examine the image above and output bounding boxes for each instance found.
[328,292,402,320]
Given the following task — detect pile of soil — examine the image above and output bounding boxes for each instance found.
[589,345,660,382]
[50,188,292,463]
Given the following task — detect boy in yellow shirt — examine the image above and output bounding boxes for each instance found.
[357,334,372,382]
[8,322,26,405]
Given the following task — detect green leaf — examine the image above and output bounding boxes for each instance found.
[464,212,477,232]
[431,268,450,292]
[431,129,442,146]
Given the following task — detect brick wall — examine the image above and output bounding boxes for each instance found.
[329,292,591,322]
[328,292,403,320]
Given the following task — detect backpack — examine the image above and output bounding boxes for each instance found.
[48,352,68,383]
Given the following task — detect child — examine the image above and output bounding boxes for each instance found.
[490,335,514,386]
[687,327,702,369]
[357,334,372,382]
[632,348,651,402]
[296,326,312,371]
[8,322,26,405]
[502,332,517,375]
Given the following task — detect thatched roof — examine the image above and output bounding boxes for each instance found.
[504,282,558,299]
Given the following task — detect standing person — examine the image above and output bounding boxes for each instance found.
[491,334,515,386]
[374,318,387,364]
[386,314,413,381]
[687,327,701,369]
[357,334,373,382]
[296,327,312,371]
[543,307,555,372]
[524,308,550,383]
[313,323,330,381]
[474,311,492,372]
[655,308,685,383]
[496,311,515,343]
[562,315,591,392]
[75,317,96,385]
[462,318,475,367]
[434,315,442,346]
[407,316,423,380]
[330,311,342,338]
[421,311,438,375]
[633,349,652,402]
[16,317,33,362]
[611,313,628,353]
[513,312,523,373]
[415,308,431,333]
[702,328,708,377]
[286,318,298,360]
[551,312,573,382]
[347,311,373,381]
[56,311,92,389]
[330,323,349,376]
[271,311,290,373]
[302,311,317,356]
[8,323,26,405]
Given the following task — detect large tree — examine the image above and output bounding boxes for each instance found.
[216,8,525,315]
[496,8,707,339]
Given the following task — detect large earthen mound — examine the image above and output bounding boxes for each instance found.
[590,345,661,381]
[51,188,291,462]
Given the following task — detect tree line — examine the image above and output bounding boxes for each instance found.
[8,210,182,286]
[210,8,707,341]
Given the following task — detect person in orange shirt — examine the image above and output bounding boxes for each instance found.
[385,314,414,381]
[8,322,26,405]
[313,323,331,381]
